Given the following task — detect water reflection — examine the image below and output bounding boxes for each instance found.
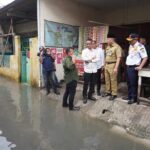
[0,130,16,150]
[0,77,149,150]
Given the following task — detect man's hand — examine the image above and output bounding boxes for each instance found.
[135,66,142,71]
[85,61,89,64]
[92,56,96,60]
[51,53,56,59]
[101,66,104,71]
[114,67,118,74]
[40,50,43,56]
[72,56,76,64]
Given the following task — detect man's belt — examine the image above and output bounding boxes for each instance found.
[127,65,138,68]
[106,62,116,64]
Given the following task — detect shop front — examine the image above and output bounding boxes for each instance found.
[0,0,40,87]
[38,0,150,99]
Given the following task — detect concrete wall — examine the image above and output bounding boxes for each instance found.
[0,36,40,87]
[38,0,105,80]
[0,36,21,82]
[15,21,37,34]
[29,37,40,87]
[38,0,105,46]
[38,0,150,27]
[104,3,150,25]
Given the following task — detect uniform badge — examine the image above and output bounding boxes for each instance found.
[140,48,145,53]
[107,50,112,56]
[134,47,138,51]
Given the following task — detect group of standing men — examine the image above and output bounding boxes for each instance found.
[81,33,148,105]
[53,33,148,111]
[82,34,122,104]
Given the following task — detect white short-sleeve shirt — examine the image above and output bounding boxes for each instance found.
[95,47,105,69]
[126,42,148,66]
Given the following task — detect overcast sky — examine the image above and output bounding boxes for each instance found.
[0,0,15,7]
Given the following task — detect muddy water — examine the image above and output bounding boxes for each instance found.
[0,77,149,150]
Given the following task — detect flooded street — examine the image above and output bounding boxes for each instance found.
[0,77,149,150]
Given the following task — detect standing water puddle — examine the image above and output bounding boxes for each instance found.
[0,130,16,150]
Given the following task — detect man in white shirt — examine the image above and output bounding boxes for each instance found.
[82,39,99,104]
[92,40,105,96]
[123,33,148,104]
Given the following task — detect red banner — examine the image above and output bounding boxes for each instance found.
[75,59,84,75]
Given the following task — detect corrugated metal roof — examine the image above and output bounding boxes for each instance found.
[0,0,37,23]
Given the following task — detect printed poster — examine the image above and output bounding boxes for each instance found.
[63,48,66,58]
[57,53,63,64]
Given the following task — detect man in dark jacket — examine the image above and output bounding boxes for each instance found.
[62,48,80,111]
[40,48,60,95]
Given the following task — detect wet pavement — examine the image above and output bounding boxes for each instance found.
[0,77,149,150]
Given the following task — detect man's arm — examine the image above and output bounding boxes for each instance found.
[114,57,121,74]
[135,46,148,70]
[114,46,122,74]
[91,50,100,63]
[65,57,75,70]
[50,55,55,62]
[40,51,43,64]
[101,49,105,67]
[82,50,92,63]
[135,57,148,71]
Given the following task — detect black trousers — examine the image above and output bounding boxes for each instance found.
[96,68,102,93]
[83,72,97,98]
[127,66,138,101]
[45,71,57,93]
[63,80,77,109]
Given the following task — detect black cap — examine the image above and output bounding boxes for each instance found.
[126,33,139,41]
[107,33,116,38]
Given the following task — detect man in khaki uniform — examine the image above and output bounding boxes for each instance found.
[103,33,122,100]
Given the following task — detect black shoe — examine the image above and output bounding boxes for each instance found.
[97,91,101,96]
[62,104,69,108]
[46,91,50,95]
[128,99,136,105]
[102,93,111,97]
[83,100,87,104]
[122,96,130,101]
[57,85,62,88]
[92,90,95,94]
[109,95,117,101]
[88,97,97,101]
[83,96,88,104]
[69,106,80,111]
[83,99,87,104]
[54,91,60,95]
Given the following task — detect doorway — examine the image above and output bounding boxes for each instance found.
[21,38,30,83]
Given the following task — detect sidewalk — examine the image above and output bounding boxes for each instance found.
[41,82,150,140]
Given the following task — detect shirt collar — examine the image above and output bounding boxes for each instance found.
[131,41,139,48]
[87,48,94,51]
[108,42,115,48]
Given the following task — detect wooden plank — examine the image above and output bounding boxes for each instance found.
[138,97,150,103]
[137,76,142,104]
[138,69,150,104]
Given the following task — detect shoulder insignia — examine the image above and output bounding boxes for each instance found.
[140,48,145,52]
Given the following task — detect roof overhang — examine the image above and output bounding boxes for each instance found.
[0,0,37,24]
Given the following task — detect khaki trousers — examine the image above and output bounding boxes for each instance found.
[105,64,118,95]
